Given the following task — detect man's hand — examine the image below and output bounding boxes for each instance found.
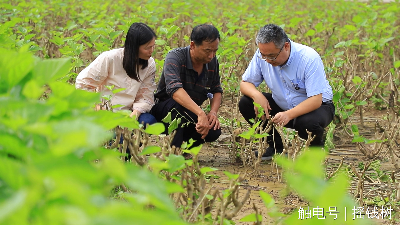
[207,111,220,130]
[172,88,211,139]
[270,94,323,126]
[240,81,271,120]
[271,111,291,126]
[196,112,210,139]
[253,95,271,120]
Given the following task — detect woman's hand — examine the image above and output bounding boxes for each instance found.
[130,110,142,120]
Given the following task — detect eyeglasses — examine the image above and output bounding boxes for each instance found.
[257,44,284,61]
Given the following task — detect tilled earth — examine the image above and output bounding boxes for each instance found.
[196,99,398,224]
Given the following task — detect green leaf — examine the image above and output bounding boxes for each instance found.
[112,88,126,94]
[111,104,125,109]
[351,125,359,135]
[168,118,179,134]
[317,172,352,212]
[200,167,218,174]
[166,154,186,173]
[162,112,172,123]
[352,76,362,84]
[100,37,112,46]
[0,134,30,159]
[352,15,363,24]
[289,17,303,27]
[394,60,400,69]
[140,146,161,156]
[356,100,367,106]
[144,123,165,135]
[305,29,315,36]
[0,190,27,222]
[239,213,262,222]
[276,149,326,180]
[164,181,185,194]
[188,145,202,156]
[253,133,269,139]
[105,85,115,91]
[344,104,354,109]
[147,157,170,174]
[0,157,26,189]
[22,79,44,99]
[1,100,53,129]
[344,24,357,31]
[102,94,112,100]
[51,119,110,156]
[166,25,180,39]
[125,165,176,213]
[0,49,34,94]
[238,129,254,139]
[118,119,141,129]
[88,110,131,130]
[32,57,71,85]
[259,191,275,208]
[314,22,324,33]
[155,39,166,45]
[49,81,75,98]
[109,31,123,40]
[90,34,100,42]
[224,171,239,180]
[379,37,394,45]
[334,41,346,48]
[101,155,127,181]
[365,139,385,144]
[23,122,54,138]
[253,102,264,118]
[334,51,344,57]
[205,194,214,200]
[352,136,365,143]
[66,21,78,30]
[50,35,64,46]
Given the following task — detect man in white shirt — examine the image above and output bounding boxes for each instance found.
[239,24,335,160]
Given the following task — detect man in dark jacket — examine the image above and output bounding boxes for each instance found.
[151,24,223,149]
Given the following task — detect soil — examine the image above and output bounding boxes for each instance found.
[196,95,398,224]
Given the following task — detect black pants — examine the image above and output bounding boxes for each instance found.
[150,98,221,149]
[238,93,335,149]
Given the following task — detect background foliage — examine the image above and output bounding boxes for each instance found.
[1,0,399,224]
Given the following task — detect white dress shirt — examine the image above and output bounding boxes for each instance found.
[242,41,333,110]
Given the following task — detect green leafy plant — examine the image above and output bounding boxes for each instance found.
[276,149,375,225]
[0,46,187,225]
[2,0,400,223]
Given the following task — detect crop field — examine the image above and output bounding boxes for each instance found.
[1,0,400,224]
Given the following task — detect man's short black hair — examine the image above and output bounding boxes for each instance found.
[190,24,220,46]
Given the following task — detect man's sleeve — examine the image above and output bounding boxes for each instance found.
[242,49,264,87]
[163,51,183,97]
[304,54,327,98]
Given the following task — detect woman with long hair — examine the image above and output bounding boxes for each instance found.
[76,22,157,125]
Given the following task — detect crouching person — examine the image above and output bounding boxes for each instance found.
[238,24,335,160]
[151,24,223,152]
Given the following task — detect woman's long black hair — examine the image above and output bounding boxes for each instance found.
[123,22,157,82]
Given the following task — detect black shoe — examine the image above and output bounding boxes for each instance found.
[255,147,283,160]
